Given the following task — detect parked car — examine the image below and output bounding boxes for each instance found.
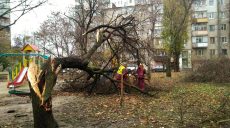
[152,65,165,72]
[127,64,138,71]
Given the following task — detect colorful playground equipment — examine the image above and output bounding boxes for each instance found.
[0,44,49,90]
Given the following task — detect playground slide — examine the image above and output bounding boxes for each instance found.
[7,67,28,88]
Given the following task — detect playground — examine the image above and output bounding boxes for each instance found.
[0,44,46,127]
[0,44,49,96]
[0,43,76,127]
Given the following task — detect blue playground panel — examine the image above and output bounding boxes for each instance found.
[0,53,49,59]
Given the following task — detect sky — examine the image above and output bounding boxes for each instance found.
[10,0,75,42]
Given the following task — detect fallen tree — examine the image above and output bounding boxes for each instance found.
[26,15,155,127]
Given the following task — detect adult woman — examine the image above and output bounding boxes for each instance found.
[137,64,145,91]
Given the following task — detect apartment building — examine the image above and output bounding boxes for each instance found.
[108,0,230,70]
[0,0,11,49]
[190,0,230,61]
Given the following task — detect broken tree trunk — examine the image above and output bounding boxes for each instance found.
[27,58,61,128]
[29,82,58,128]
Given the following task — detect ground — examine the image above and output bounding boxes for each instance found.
[0,72,230,128]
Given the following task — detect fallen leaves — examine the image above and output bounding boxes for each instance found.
[1,73,230,127]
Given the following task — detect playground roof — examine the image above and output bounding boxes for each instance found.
[21,44,40,52]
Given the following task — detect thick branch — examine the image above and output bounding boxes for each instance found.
[54,56,88,69]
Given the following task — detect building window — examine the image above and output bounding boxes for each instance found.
[124,2,127,6]
[196,49,204,56]
[222,49,227,55]
[208,12,215,19]
[196,37,202,43]
[210,37,215,44]
[209,0,214,5]
[137,0,142,4]
[182,51,188,68]
[219,24,226,30]
[210,49,216,56]
[194,0,206,6]
[219,0,224,5]
[182,51,188,58]
[182,59,188,68]
[192,23,207,31]
[220,37,227,43]
[194,11,207,18]
[209,25,215,31]
[192,36,208,43]
[219,12,225,18]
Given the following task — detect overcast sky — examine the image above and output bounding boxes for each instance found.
[11,0,75,41]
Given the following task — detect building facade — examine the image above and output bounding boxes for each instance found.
[185,0,230,69]
[191,0,230,59]
[108,0,230,70]
[0,0,11,49]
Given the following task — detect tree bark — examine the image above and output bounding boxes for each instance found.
[27,59,61,128]
[173,53,180,72]
[54,56,88,69]
[166,56,171,77]
[29,82,58,128]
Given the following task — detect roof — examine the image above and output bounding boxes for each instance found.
[21,44,40,52]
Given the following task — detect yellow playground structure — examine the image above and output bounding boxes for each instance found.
[0,44,49,88]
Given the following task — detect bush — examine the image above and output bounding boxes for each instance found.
[184,58,230,83]
[171,85,230,127]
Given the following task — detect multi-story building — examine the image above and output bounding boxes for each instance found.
[0,0,11,49]
[108,0,230,70]
[187,0,230,69]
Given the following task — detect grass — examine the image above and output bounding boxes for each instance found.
[53,72,230,127]
[149,73,230,127]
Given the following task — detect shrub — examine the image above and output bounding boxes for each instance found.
[184,58,230,83]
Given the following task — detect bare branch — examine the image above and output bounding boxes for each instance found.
[0,0,47,30]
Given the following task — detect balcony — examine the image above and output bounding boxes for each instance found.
[192,18,208,23]
[192,31,208,36]
[192,43,208,48]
